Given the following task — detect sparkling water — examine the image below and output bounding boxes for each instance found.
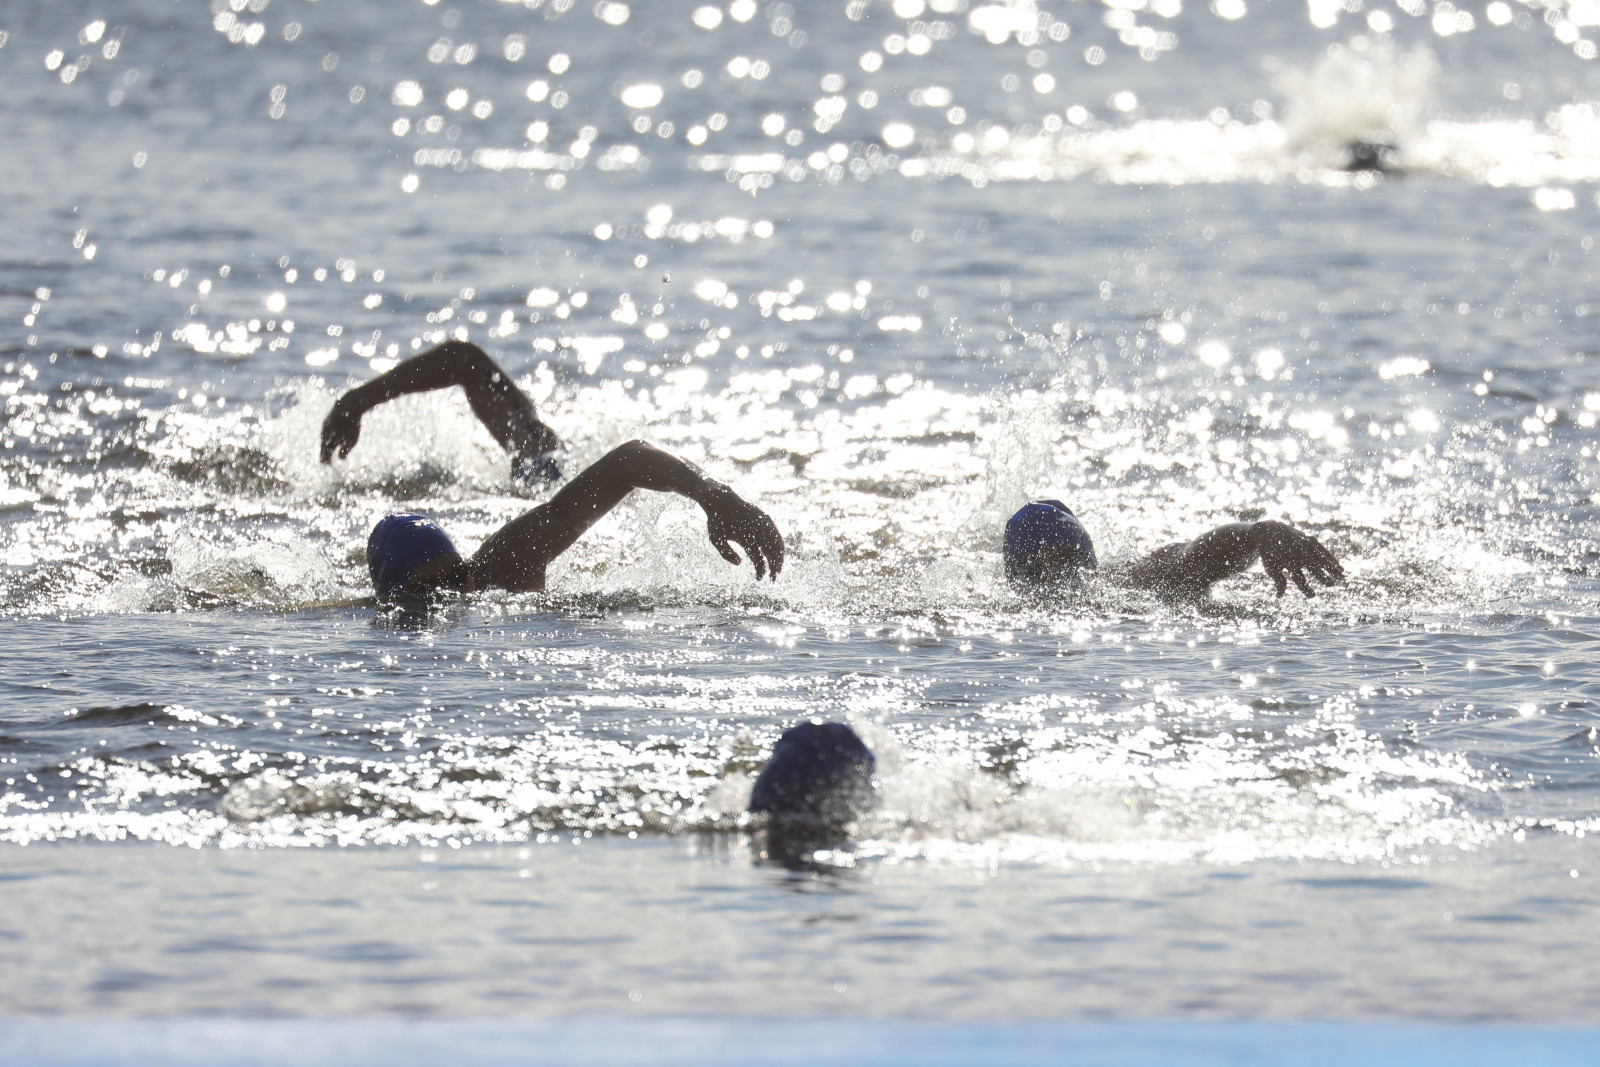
[4,0,1600,1019]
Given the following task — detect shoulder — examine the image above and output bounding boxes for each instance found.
[467,538,550,593]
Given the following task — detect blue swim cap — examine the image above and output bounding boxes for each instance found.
[749,721,877,826]
[367,513,458,600]
[1003,499,1098,582]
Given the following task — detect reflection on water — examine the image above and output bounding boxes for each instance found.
[4,604,1595,868]
[2,0,1600,898]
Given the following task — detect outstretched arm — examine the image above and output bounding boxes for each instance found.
[320,340,562,478]
[467,440,784,592]
[1120,520,1343,600]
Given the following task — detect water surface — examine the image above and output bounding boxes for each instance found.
[3,0,1600,1019]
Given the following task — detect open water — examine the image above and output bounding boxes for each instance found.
[4,0,1600,1023]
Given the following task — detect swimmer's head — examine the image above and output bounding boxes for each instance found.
[1004,500,1098,586]
[749,721,877,828]
[367,513,468,601]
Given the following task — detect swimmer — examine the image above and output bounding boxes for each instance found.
[749,721,877,828]
[321,339,565,482]
[1004,499,1343,601]
[321,342,783,600]
[749,721,877,869]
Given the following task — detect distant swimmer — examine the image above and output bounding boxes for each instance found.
[1341,138,1402,174]
[321,342,783,601]
[1003,499,1343,601]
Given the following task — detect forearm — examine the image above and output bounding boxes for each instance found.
[344,341,488,409]
[591,440,726,503]
[1124,522,1259,593]
[347,342,552,452]
[538,442,728,532]
[469,442,724,586]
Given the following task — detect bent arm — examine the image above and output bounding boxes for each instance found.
[1121,520,1343,599]
[468,440,784,592]
[320,340,560,470]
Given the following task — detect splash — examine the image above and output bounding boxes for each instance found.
[1275,37,1438,168]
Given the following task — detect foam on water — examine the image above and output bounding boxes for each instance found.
[5,347,1598,858]
[4,0,1600,893]
[0,669,1518,865]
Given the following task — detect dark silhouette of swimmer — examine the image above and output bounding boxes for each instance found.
[1004,500,1343,601]
[1342,139,1401,173]
[322,339,565,482]
[748,721,877,870]
[320,341,783,601]
[749,721,877,827]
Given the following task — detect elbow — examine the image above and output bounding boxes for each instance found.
[438,339,495,377]
[459,342,494,372]
[612,439,662,460]
[588,440,660,472]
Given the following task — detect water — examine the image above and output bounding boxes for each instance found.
[4,0,1600,1021]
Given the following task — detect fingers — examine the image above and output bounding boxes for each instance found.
[321,434,354,464]
[320,411,358,464]
[709,507,784,582]
[1266,552,1317,598]
[1259,527,1347,599]
[728,532,766,580]
[1306,540,1343,586]
[751,515,783,581]
[1276,529,1341,574]
[1285,539,1341,591]
[711,534,743,568]
[1290,566,1316,598]
[766,532,784,580]
[733,530,776,581]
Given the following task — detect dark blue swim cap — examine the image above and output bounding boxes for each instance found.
[367,513,458,600]
[1003,499,1098,582]
[749,721,877,826]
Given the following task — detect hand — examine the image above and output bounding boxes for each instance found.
[320,393,365,463]
[506,411,564,483]
[512,451,564,485]
[1250,520,1344,598]
[704,488,785,581]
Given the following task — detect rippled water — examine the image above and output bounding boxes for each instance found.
[4,0,1600,1018]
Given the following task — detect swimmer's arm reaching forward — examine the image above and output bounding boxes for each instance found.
[320,340,562,480]
[465,440,784,593]
[1119,520,1343,599]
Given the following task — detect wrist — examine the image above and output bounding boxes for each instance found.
[343,383,377,416]
[693,476,734,511]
